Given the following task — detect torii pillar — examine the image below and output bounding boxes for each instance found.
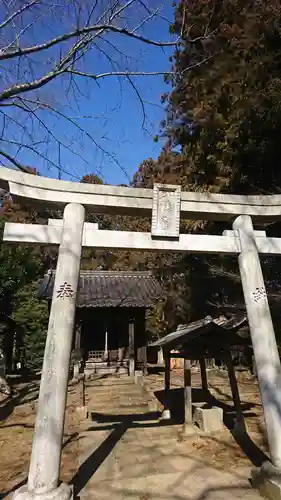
[234,216,281,493]
[14,203,85,500]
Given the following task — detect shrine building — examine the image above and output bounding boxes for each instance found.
[38,269,163,376]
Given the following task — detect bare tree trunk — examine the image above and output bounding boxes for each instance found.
[0,349,11,395]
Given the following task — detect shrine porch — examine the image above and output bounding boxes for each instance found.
[39,270,164,378]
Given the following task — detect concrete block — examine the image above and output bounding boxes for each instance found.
[259,476,281,500]
[160,409,171,421]
[12,482,73,500]
[134,370,143,385]
[193,406,223,432]
[252,462,281,500]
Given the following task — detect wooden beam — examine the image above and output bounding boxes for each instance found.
[168,352,184,359]
[129,322,135,377]
[5,222,281,255]
[0,167,152,216]
[143,345,148,376]
[184,358,192,425]
[48,219,98,230]
[3,223,238,253]
[4,165,281,221]
[73,323,81,380]
[4,223,62,244]
[199,359,208,394]
[224,351,246,431]
[75,324,81,350]
[163,350,171,418]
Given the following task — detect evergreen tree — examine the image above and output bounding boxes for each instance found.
[165,0,281,194]
[134,0,281,324]
[13,281,49,370]
[0,197,50,370]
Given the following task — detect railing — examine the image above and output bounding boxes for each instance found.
[87,350,130,364]
[88,350,106,361]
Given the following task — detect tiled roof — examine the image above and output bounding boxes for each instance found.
[38,270,164,308]
[149,314,247,349]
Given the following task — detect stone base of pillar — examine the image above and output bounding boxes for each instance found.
[251,461,281,500]
[13,483,73,500]
[160,408,171,420]
[134,370,143,385]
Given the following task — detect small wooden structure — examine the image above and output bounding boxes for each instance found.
[0,311,24,372]
[150,314,250,428]
[39,269,163,376]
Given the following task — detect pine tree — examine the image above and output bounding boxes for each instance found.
[135,0,281,324]
[165,0,281,194]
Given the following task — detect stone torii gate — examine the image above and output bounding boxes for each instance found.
[1,166,281,500]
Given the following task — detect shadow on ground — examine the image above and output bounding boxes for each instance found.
[147,365,165,375]
[154,387,268,468]
[71,410,178,498]
[71,405,267,500]
[1,431,79,499]
[0,381,39,422]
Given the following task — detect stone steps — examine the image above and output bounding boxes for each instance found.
[88,404,150,416]
[119,425,181,440]
[85,366,129,377]
[119,433,180,446]
[84,385,144,396]
[85,394,148,405]
[84,376,161,419]
[85,403,150,413]
[85,360,129,367]
[85,376,133,386]
[78,375,263,500]
[85,378,139,391]
[85,393,150,403]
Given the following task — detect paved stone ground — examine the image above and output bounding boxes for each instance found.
[75,376,263,500]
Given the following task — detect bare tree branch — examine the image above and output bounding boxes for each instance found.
[0,0,39,31]
[0,149,29,172]
[126,75,146,128]
[66,69,172,79]
[0,23,178,63]
[0,0,209,179]
[0,68,65,101]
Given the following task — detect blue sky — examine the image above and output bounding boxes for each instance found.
[0,2,176,186]
[59,33,174,185]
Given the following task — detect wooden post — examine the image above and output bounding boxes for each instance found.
[184,357,192,424]
[73,322,81,379]
[252,354,257,377]
[157,347,164,365]
[162,349,171,419]
[225,350,246,432]
[233,215,281,466]
[199,358,208,394]
[143,345,148,376]
[24,203,85,500]
[129,321,135,377]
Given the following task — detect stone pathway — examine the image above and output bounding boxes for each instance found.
[75,376,263,500]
